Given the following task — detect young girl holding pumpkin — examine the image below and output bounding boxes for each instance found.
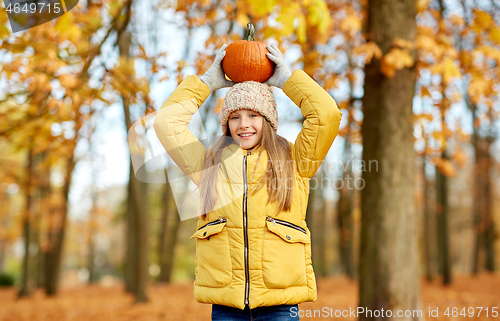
[154,43,342,320]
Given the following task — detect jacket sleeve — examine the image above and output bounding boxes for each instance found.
[283,69,342,178]
[153,75,212,186]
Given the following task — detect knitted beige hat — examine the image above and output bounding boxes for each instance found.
[220,81,278,133]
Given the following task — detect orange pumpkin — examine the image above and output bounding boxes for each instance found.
[222,23,275,83]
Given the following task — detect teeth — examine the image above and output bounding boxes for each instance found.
[240,133,254,137]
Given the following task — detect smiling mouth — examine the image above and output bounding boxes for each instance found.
[238,133,255,137]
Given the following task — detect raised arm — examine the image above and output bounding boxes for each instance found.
[153,45,235,186]
[265,44,342,178]
[283,70,342,178]
[153,76,211,186]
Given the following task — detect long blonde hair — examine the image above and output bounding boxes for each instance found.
[199,118,294,218]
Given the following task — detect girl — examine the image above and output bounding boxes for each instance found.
[154,44,342,320]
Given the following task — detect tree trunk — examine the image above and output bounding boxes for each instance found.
[359,0,421,320]
[124,164,138,293]
[130,147,149,303]
[87,231,97,284]
[473,137,495,273]
[44,155,75,295]
[158,179,180,283]
[36,151,50,289]
[123,104,149,302]
[37,243,45,289]
[306,172,326,277]
[19,146,34,297]
[422,156,435,282]
[337,124,355,280]
[43,208,56,294]
[119,31,149,303]
[316,172,326,277]
[0,240,5,274]
[88,161,98,284]
[158,180,171,283]
[436,150,452,284]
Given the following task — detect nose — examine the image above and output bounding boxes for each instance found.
[239,115,250,128]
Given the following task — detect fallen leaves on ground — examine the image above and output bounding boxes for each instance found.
[0,273,498,321]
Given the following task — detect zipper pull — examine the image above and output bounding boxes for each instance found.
[266,217,276,225]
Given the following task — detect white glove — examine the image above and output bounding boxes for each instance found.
[199,44,235,91]
[264,43,292,89]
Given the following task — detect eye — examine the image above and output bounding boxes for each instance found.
[230,116,238,120]
[250,114,258,118]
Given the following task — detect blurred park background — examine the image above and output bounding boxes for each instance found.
[0,0,499,320]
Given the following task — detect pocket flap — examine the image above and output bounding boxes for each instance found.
[190,221,227,239]
[265,220,310,244]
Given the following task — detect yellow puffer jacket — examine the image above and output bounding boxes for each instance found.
[153,69,342,310]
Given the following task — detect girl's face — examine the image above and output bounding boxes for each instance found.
[228,109,264,150]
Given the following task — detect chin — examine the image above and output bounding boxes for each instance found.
[239,141,258,149]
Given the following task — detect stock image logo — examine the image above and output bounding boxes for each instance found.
[128,108,245,222]
[3,0,79,33]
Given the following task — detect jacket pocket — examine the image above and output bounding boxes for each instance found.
[262,216,310,289]
[190,217,232,287]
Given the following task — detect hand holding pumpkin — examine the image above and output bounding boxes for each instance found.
[264,43,292,89]
[199,44,236,92]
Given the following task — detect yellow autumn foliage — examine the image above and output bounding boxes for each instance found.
[380,48,414,78]
[430,57,461,85]
[340,12,361,37]
[451,150,468,168]
[393,38,414,50]
[353,41,382,64]
[433,157,457,177]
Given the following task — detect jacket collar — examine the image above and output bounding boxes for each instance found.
[224,143,267,184]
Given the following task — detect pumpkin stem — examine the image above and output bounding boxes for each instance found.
[245,23,255,41]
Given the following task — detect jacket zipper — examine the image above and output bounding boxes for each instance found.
[266,216,307,234]
[197,216,227,230]
[243,150,250,305]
